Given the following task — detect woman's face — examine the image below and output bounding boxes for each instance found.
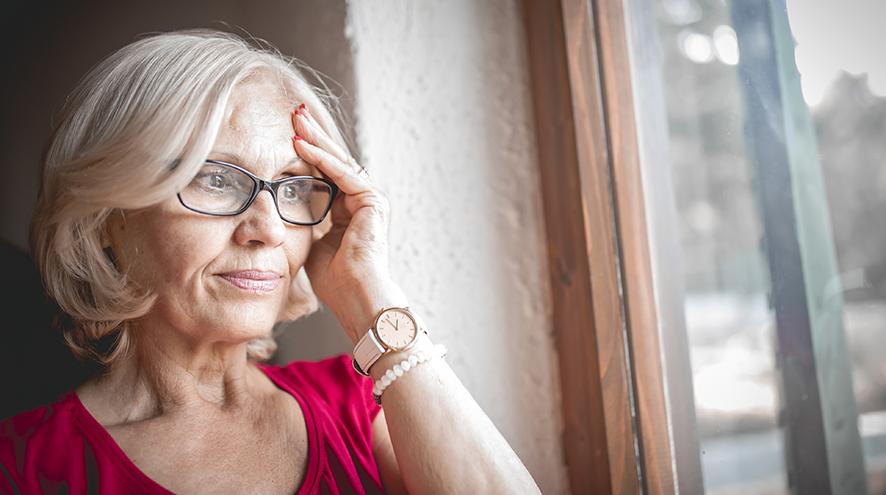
[107,75,320,346]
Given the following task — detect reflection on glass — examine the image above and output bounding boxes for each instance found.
[655,2,787,492]
[647,0,886,493]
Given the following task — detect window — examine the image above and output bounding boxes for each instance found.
[525,0,886,493]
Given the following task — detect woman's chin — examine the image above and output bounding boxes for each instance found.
[218,315,277,337]
[185,307,279,344]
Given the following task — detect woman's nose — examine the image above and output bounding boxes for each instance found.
[233,189,286,247]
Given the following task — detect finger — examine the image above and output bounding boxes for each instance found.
[292,135,371,196]
[291,104,370,180]
[291,105,354,167]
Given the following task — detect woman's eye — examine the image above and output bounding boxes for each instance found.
[196,173,230,191]
[281,183,305,202]
[208,174,226,188]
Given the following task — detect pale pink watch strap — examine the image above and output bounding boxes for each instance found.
[352,328,385,376]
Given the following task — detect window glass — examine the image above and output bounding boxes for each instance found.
[641,0,886,492]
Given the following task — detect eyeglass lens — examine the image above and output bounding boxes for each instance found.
[178,161,334,224]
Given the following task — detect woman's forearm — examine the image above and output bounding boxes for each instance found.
[367,334,541,494]
[333,280,540,494]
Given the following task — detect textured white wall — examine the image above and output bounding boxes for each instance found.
[345,1,568,492]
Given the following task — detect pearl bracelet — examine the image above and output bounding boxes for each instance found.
[372,343,448,405]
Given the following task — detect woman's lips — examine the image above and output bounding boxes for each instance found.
[217,270,282,292]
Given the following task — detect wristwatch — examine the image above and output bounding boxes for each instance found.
[352,306,429,376]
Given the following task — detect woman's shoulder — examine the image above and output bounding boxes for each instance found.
[0,392,85,481]
[0,391,81,441]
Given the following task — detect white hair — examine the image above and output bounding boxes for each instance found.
[30,28,351,368]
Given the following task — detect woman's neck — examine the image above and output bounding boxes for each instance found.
[75,321,269,426]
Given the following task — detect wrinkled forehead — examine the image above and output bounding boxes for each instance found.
[218,76,294,143]
[210,75,313,177]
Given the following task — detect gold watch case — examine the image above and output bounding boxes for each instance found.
[373,307,421,351]
[351,306,429,376]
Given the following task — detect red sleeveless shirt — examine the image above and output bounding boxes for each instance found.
[0,354,385,494]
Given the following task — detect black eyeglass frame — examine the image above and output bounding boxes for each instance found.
[177,159,339,226]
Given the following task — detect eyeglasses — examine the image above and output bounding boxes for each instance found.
[177,160,338,226]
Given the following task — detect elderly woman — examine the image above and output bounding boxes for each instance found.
[0,29,540,494]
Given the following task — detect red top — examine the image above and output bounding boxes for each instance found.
[0,354,385,494]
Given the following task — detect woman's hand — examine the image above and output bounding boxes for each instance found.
[290,103,408,342]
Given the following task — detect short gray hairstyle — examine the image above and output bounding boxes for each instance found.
[30,28,351,368]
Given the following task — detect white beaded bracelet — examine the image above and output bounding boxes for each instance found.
[372,343,448,405]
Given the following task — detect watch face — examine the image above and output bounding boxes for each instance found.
[375,308,419,350]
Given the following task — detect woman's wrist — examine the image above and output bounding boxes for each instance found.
[329,277,411,345]
[367,331,436,383]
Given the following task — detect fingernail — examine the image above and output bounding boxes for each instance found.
[293,135,305,142]
[296,103,307,115]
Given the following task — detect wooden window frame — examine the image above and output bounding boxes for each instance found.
[523,0,699,492]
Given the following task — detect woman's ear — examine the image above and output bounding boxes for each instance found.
[100,225,116,271]
[100,226,112,250]
[100,210,126,268]
[101,210,126,247]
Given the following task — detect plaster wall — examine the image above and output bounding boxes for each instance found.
[345,1,568,492]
